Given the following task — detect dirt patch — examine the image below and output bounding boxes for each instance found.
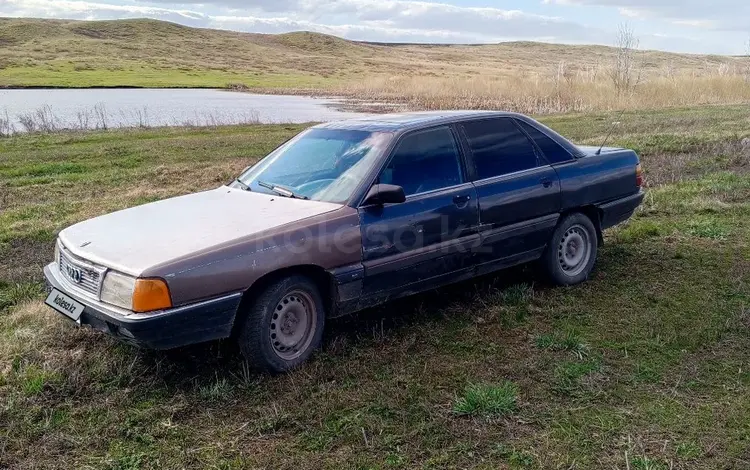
[643,139,750,187]
[70,26,133,41]
[0,236,53,283]
[70,26,109,40]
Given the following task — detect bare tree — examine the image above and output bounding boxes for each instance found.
[744,34,750,82]
[552,61,566,89]
[17,113,37,133]
[76,110,90,130]
[33,105,59,133]
[610,23,642,94]
[93,103,109,130]
[0,110,13,137]
[135,106,150,128]
[664,60,676,82]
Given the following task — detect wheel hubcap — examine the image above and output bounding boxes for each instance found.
[558,224,592,276]
[270,290,316,360]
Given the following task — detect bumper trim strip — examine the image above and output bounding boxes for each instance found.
[44,263,243,350]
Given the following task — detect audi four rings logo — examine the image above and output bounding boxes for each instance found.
[66,265,83,284]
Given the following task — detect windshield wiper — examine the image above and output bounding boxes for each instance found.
[234,178,251,191]
[257,180,309,200]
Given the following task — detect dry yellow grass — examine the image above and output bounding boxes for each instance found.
[339,73,750,114]
[2,18,750,114]
[1,18,742,82]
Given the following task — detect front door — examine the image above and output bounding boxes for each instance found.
[358,126,479,305]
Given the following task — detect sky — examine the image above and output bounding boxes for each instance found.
[0,0,748,55]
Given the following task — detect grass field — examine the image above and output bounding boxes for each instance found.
[2,18,750,114]
[0,105,748,468]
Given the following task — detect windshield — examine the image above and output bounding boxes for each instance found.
[238,128,392,204]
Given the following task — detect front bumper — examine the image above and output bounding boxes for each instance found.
[43,263,243,350]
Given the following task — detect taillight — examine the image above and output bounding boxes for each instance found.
[635,163,643,188]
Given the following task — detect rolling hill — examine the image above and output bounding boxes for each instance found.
[0,17,743,89]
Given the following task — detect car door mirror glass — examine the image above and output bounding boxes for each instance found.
[363,184,406,206]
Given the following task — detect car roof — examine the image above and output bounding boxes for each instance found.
[315,110,522,132]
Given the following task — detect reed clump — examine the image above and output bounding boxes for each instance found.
[339,70,750,115]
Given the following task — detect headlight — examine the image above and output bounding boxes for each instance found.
[101,272,172,313]
[54,242,60,266]
[101,271,136,310]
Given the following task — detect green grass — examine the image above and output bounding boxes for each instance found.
[0,19,346,89]
[453,382,519,417]
[0,105,748,468]
[0,281,42,311]
[0,64,334,89]
[536,331,588,358]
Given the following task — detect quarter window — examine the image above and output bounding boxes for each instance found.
[462,118,539,179]
[516,120,573,164]
[379,127,463,196]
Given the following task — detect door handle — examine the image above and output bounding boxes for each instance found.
[453,194,471,207]
[541,178,553,188]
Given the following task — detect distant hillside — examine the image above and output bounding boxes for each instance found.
[0,17,742,89]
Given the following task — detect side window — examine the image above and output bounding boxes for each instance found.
[379,127,462,196]
[516,120,573,164]
[462,118,539,180]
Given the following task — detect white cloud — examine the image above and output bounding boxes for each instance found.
[0,0,746,53]
[0,0,606,44]
[0,0,208,24]
[545,0,750,32]
[672,19,719,29]
[149,0,604,42]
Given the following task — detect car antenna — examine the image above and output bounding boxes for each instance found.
[596,109,627,155]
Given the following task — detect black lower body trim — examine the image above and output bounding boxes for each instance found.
[44,264,242,350]
[599,190,645,230]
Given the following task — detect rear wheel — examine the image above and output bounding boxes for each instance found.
[541,213,598,286]
[237,275,325,373]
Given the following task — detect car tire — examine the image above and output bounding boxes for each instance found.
[541,213,598,286]
[237,275,326,373]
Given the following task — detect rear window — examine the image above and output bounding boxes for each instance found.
[462,118,540,179]
[516,120,573,164]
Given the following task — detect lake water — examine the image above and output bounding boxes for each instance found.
[0,88,366,132]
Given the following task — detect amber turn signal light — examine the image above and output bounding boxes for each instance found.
[132,278,172,313]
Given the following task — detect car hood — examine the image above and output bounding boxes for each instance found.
[59,186,342,276]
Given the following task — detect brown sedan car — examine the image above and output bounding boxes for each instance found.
[44,111,643,372]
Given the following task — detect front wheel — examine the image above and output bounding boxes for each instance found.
[541,213,598,286]
[237,275,325,373]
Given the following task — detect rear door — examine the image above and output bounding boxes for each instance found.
[459,118,562,271]
[358,126,479,303]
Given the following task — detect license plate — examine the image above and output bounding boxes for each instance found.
[45,289,85,322]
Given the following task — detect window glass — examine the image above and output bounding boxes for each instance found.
[462,118,539,179]
[239,128,392,203]
[516,120,573,164]
[379,127,462,196]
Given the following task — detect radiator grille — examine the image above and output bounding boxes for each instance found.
[58,247,104,297]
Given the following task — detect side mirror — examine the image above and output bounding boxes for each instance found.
[362,184,406,206]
